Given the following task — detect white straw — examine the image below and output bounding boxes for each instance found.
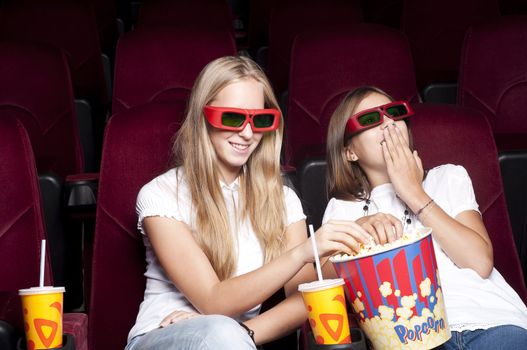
[39,239,46,288]
[309,225,324,281]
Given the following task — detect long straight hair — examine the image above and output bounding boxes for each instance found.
[326,86,414,201]
[172,56,286,280]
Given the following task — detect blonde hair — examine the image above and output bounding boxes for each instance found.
[172,56,286,280]
[326,86,414,201]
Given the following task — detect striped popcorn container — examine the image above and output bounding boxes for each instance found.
[330,227,451,350]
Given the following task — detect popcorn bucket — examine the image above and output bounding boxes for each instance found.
[330,227,450,349]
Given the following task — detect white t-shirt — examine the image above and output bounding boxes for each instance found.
[323,164,527,332]
[128,167,306,341]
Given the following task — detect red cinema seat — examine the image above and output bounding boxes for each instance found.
[87,102,186,350]
[112,27,236,114]
[0,0,108,108]
[0,42,84,177]
[266,0,363,95]
[136,0,234,38]
[458,16,527,151]
[401,0,500,102]
[0,116,87,350]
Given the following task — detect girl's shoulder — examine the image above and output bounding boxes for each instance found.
[424,164,473,193]
[282,185,305,210]
[426,164,470,181]
[138,167,188,201]
[327,196,365,207]
[323,197,365,223]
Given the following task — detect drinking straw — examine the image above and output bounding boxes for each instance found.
[39,239,46,288]
[309,224,324,281]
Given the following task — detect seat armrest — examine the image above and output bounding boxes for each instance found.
[64,173,99,219]
[299,315,365,350]
[17,333,78,350]
[421,83,457,104]
[0,320,17,350]
[74,99,95,173]
[63,313,88,350]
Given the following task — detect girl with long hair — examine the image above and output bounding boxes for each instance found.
[323,86,527,349]
[126,56,370,350]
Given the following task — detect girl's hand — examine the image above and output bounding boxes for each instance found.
[356,213,403,244]
[381,123,425,203]
[302,220,372,263]
[160,310,200,328]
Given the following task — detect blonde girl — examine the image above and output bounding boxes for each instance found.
[126,56,369,350]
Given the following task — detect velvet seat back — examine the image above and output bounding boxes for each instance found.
[0,116,53,330]
[266,0,363,95]
[401,0,500,89]
[112,27,236,114]
[87,101,185,350]
[0,42,83,178]
[136,0,234,37]
[458,16,527,151]
[0,0,108,107]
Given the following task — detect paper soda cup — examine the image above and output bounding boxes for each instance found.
[331,227,450,350]
[298,278,352,345]
[19,286,65,349]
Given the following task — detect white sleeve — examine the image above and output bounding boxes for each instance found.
[322,198,338,225]
[323,197,365,225]
[443,165,480,218]
[135,176,185,235]
[322,198,354,225]
[284,186,307,226]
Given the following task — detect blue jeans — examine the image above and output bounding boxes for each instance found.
[125,315,257,350]
[434,325,527,350]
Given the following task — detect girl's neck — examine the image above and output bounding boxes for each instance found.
[219,166,242,186]
[366,170,391,189]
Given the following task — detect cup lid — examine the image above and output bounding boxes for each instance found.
[298,278,344,292]
[18,286,65,295]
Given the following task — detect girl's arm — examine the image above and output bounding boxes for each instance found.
[409,196,493,278]
[244,292,307,345]
[144,216,369,317]
[382,124,493,278]
[281,220,368,296]
[243,220,313,345]
[245,218,366,344]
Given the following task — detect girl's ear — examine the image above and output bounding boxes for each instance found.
[345,146,358,162]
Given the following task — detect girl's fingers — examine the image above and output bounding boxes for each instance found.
[387,123,413,163]
[372,221,388,244]
[362,223,380,244]
[331,241,357,256]
[388,215,404,239]
[383,125,398,160]
[318,234,360,256]
[328,220,370,239]
[160,311,198,328]
[381,139,393,166]
[394,125,414,158]
[414,150,424,177]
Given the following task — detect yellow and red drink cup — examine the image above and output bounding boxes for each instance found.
[298,278,352,345]
[19,286,65,349]
[331,227,451,349]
